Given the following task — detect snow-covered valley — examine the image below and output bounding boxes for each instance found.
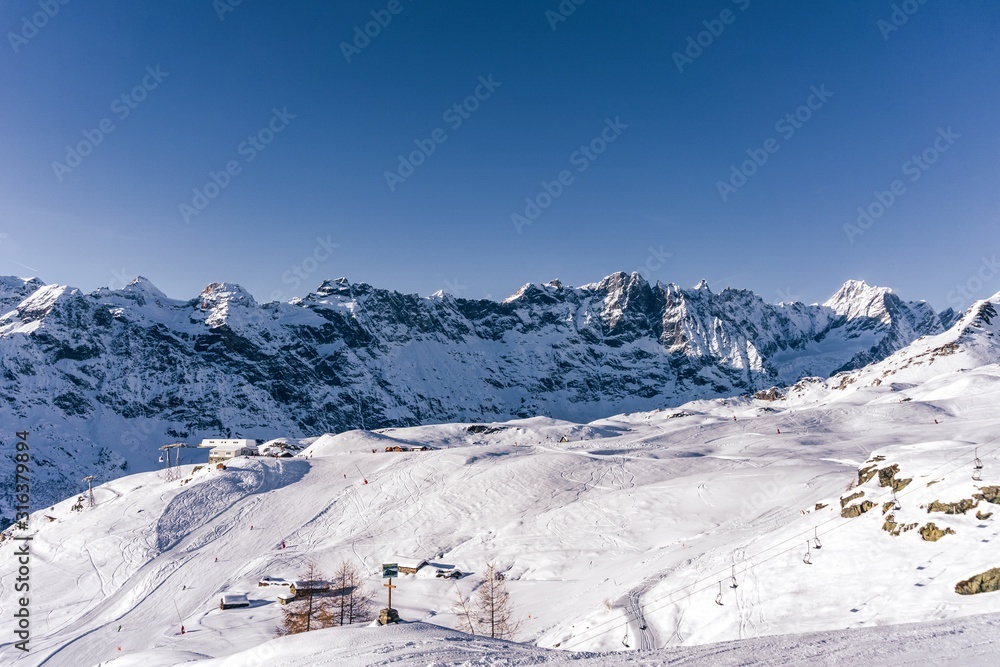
[0,273,957,525]
[1,292,999,665]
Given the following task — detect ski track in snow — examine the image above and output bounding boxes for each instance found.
[4,350,1000,664]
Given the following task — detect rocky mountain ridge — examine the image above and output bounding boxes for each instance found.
[0,272,956,521]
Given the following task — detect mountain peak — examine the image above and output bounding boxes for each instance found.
[314,278,354,298]
[693,279,711,292]
[122,276,167,300]
[824,279,895,319]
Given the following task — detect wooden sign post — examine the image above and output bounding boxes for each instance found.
[384,578,396,609]
[379,563,400,625]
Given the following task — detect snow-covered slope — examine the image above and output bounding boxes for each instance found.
[101,613,1000,666]
[0,274,949,524]
[2,350,999,666]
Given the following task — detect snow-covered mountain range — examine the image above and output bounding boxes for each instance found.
[2,288,999,666]
[0,273,957,522]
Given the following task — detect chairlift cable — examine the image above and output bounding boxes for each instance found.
[561,438,1000,650]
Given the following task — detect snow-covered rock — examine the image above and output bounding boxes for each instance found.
[0,273,955,522]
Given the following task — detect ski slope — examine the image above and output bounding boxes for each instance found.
[2,352,1000,664]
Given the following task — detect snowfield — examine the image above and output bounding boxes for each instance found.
[2,299,1000,665]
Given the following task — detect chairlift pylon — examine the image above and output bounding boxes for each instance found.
[803,540,812,565]
[813,527,822,550]
[715,580,724,606]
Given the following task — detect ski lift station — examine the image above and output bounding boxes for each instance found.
[199,438,258,464]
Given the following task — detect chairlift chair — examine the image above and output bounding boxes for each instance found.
[974,448,983,471]
[892,489,901,512]
[813,527,822,550]
[803,541,812,565]
[973,467,983,481]
[729,565,738,589]
[715,580,724,606]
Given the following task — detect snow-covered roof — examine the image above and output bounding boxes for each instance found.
[199,438,256,450]
[385,555,426,570]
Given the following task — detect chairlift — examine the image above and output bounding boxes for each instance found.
[813,527,822,550]
[729,565,738,589]
[891,489,901,512]
[715,580,724,606]
[973,467,983,482]
[974,447,983,471]
[158,455,164,463]
[803,541,812,565]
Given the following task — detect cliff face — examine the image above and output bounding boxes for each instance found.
[0,273,949,521]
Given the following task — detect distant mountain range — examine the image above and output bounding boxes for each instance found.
[0,272,967,522]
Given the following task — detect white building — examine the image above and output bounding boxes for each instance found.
[199,438,257,464]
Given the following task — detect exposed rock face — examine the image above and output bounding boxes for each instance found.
[919,522,956,542]
[0,274,951,521]
[955,567,1000,595]
[842,501,876,518]
[877,464,912,492]
[974,486,1000,505]
[753,387,784,401]
[841,491,865,508]
[927,499,979,515]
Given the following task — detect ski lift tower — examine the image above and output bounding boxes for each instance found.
[82,475,97,508]
[159,442,189,482]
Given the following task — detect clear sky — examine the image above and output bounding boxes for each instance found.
[1,1,997,311]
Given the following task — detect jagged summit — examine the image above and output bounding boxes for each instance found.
[0,271,965,521]
[313,277,353,297]
[825,279,896,320]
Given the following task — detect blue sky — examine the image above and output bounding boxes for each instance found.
[1,1,997,310]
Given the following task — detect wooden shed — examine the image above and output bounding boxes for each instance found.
[288,579,330,597]
[386,555,426,574]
